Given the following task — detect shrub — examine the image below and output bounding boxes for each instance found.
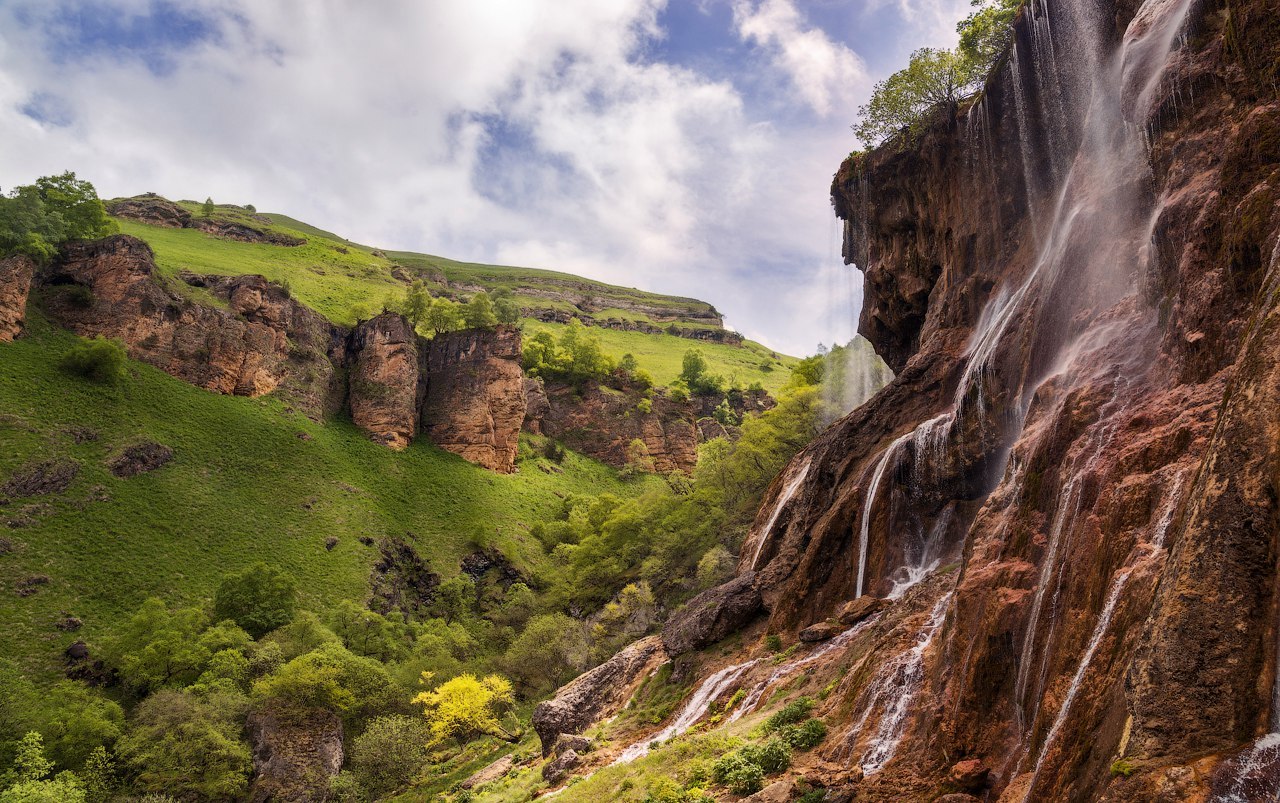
[740,738,791,774]
[1110,758,1136,777]
[413,673,517,746]
[764,634,783,653]
[764,697,815,733]
[349,715,430,796]
[779,718,827,750]
[61,337,127,384]
[252,643,394,721]
[213,563,298,638]
[711,752,764,795]
[328,771,368,803]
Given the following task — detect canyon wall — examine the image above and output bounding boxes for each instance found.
[639,0,1280,799]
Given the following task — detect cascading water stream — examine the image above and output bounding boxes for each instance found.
[748,458,812,570]
[836,591,953,775]
[613,658,760,764]
[856,432,914,598]
[729,618,880,723]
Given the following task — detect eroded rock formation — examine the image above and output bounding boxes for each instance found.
[423,326,526,473]
[523,378,698,473]
[28,235,527,470]
[0,255,34,342]
[348,313,421,449]
[45,236,342,416]
[532,635,667,755]
[246,706,344,803]
[108,194,305,246]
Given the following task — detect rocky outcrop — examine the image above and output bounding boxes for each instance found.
[347,314,421,449]
[422,326,526,472]
[32,236,528,469]
[109,194,304,246]
[524,379,698,473]
[43,236,342,416]
[246,706,343,803]
[106,194,191,228]
[661,572,763,656]
[462,754,514,789]
[0,255,35,342]
[532,635,667,755]
[609,0,1280,800]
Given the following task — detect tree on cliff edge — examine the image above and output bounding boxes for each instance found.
[0,172,116,263]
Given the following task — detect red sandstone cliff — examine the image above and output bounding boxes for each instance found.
[0,254,34,342]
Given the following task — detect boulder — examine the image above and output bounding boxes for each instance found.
[798,621,843,642]
[837,596,886,625]
[245,706,344,803]
[347,313,421,449]
[541,748,580,783]
[533,635,667,755]
[949,758,989,790]
[661,572,763,656]
[462,754,514,789]
[423,326,526,473]
[0,254,34,342]
[743,780,792,802]
[551,733,594,758]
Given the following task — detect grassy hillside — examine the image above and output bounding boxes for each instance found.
[111,198,798,394]
[0,311,653,681]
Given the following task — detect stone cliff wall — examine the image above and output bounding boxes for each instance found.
[626,0,1280,799]
[0,254,34,342]
[523,378,698,473]
[423,326,527,473]
[31,235,527,471]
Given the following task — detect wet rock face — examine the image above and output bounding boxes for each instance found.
[422,325,526,473]
[245,706,343,803]
[685,0,1280,799]
[525,379,698,473]
[532,635,667,755]
[348,314,421,449]
[661,572,763,656]
[44,236,342,417]
[0,255,35,342]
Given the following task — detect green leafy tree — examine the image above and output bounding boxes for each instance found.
[9,732,53,783]
[462,292,499,329]
[348,715,431,797]
[252,643,394,721]
[104,598,211,692]
[433,574,476,624]
[713,398,740,427]
[958,0,1022,68]
[38,683,124,770]
[402,281,431,329]
[79,747,116,803]
[202,197,215,217]
[854,47,980,147]
[213,563,298,638]
[680,349,725,396]
[413,673,516,746]
[491,289,521,325]
[0,172,115,262]
[500,613,588,693]
[115,690,251,802]
[423,296,463,336]
[328,601,410,663]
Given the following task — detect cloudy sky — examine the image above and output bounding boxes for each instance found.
[0,0,969,356]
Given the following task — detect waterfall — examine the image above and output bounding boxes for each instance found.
[856,432,913,598]
[845,591,953,775]
[1022,568,1132,798]
[613,658,760,764]
[748,458,812,570]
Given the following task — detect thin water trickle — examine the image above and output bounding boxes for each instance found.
[613,658,760,765]
[856,432,914,598]
[748,458,812,570]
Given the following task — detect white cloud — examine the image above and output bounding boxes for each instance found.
[732,0,869,117]
[0,0,971,358]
